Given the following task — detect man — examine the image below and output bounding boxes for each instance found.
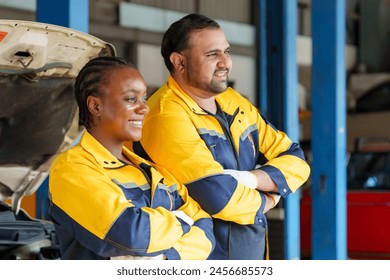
[133,14,310,260]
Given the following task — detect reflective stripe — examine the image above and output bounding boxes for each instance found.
[198,127,227,140]
[240,123,258,141]
[112,179,150,191]
[157,182,178,193]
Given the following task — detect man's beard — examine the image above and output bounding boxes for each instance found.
[185,67,229,94]
[190,76,229,94]
[209,77,229,93]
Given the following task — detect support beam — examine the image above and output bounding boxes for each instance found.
[259,0,301,259]
[257,0,268,116]
[280,0,300,260]
[36,0,88,31]
[311,0,347,260]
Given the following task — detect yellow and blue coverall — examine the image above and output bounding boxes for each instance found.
[132,75,310,260]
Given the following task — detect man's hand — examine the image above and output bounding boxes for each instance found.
[224,169,281,213]
[266,192,281,207]
[262,192,281,213]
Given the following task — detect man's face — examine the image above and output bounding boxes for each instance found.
[183,28,232,96]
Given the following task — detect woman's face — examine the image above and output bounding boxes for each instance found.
[94,67,149,143]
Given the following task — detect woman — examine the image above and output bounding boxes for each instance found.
[48,56,215,260]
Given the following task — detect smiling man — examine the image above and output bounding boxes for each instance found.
[132,14,310,260]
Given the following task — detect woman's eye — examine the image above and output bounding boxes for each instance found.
[127,97,136,103]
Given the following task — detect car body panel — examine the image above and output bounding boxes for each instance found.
[0,19,115,78]
[301,190,390,259]
[347,191,390,258]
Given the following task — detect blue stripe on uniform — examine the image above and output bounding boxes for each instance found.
[186,174,237,215]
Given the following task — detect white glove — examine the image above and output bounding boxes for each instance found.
[224,169,258,189]
[111,254,166,260]
[171,210,194,226]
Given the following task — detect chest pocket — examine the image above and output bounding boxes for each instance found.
[151,183,175,210]
[112,179,151,208]
[238,126,259,170]
[198,128,233,167]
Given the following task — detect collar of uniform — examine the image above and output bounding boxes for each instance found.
[167,75,208,115]
[215,87,243,115]
[122,144,147,166]
[122,144,165,185]
[80,131,126,169]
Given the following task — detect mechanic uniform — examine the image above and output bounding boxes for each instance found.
[49,131,215,260]
[133,75,311,260]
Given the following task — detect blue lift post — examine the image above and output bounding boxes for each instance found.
[311,0,347,259]
[35,0,89,219]
[279,0,301,260]
[258,0,300,259]
[257,0,268,118]
[36,0,88,30]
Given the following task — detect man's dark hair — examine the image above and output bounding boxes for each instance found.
[161,14,220,72]
[74,56,134,129]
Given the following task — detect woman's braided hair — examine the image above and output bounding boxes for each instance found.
[74,56,134,128]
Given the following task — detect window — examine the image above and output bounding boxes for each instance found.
[347,152,390,190]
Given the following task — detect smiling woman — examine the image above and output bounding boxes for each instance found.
[48,56,215,260]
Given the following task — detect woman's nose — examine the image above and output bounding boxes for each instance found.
[137,102,149,114]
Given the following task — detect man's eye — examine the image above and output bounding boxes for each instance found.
[142,96,148,102]
[207,52,217,57]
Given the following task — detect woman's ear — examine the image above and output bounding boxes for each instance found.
[86,95,101,117]
[170,52,186,73]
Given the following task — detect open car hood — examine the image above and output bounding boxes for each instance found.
[0,20,116,213]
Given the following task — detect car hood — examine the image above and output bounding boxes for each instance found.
[0,20,115,213]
